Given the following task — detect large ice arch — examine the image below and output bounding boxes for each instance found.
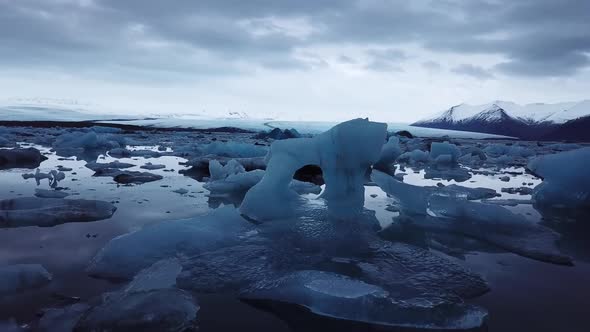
[239,118,387,220]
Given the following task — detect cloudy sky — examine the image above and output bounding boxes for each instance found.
[0,0,589,122]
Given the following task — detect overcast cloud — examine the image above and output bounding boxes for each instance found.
[0,0,588,122]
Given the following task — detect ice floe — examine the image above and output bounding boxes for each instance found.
[0,197,116,228]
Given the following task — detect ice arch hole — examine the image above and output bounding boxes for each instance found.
[293,165,324,186]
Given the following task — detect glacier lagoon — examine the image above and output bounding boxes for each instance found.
[0,120,589,332]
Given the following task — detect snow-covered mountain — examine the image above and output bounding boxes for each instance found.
[412,100,590,141]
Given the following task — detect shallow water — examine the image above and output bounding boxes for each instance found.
[1,140,589,331]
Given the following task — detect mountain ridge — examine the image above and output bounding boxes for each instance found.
[412,100,590,141]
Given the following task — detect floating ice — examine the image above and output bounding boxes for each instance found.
[398,149,430,164]
[430,141,461,165]
[359,241,489,298]
[0,135,13,147]
[372,170,571,264]
[209,159,245,181]
[424,195,572,264]
[254,127,301,140]
[108,148,163,159]
[424,166,472,182]
[22,169,66,188]
[0,264,52,296]
[124,258,183,293]
[34,188,70,199]
[375,136,402,173]
[241,270,488,330]
[181,156,266,172]
[76,259,198,332]
[0,197,116,228]
[87,206,252,279]
[53,130,124,151]
[202,141,267,158]
[205,169,265,195]
[501,187,533,195]
[38,303,90,332]
[113,171,163,184]
[527,147,590,211]
[140,162,166,170]
[240,119,387,220]
[204,162,321,197]
[85,161,134,172]
[0,147,46,169]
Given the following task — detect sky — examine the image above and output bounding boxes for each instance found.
[0,0,589,123]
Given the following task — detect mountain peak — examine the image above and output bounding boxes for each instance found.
[413,99,590,141]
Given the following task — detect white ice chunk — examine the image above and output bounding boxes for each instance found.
[240,119,387,220]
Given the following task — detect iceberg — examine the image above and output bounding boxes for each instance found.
[0,197,116,228]
[53,130,124,151]
[398,149,430,164]
[201,141,267,158]
[240,119,387,220]
[372,171,571,265]
[527,147,590,211]
[208,159,245,181]
[374,136,402,173]
[181,155,266,172]
[241,270,488,330]
[87,206,252,279]
[0,147,47,169]
[76,259,198,332]
[430,141,461,165]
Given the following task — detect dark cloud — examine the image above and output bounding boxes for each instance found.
[452,64,494,80]
[364,48,407,72]
[0,0,588,78]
